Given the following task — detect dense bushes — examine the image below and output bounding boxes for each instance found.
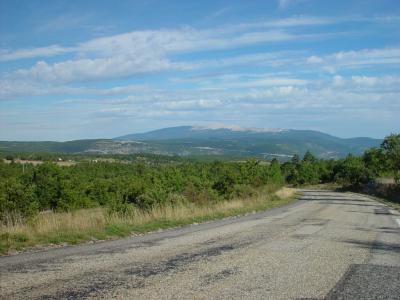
[0,158,284,223]
[1,133,398,224]
[380,134,400,183]
[282,152,321,186]
[281,134,400,188]
[282,151,376,187]
[0,178,38,223]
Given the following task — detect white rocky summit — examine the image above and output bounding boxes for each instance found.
[190,125,286,133]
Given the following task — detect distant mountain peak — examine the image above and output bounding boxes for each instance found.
[190,124,287,133]
[0,125,382,160]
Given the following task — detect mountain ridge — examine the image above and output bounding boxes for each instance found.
[0,126,382,160]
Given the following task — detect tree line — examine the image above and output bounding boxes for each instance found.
[0,133,398,223]
[282,133,399,187]
[0,157,284,223]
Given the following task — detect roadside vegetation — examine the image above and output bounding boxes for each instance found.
[0,157,290,254]
[0,186,295,254]
[0,133,398,254]
[282,133,400,199]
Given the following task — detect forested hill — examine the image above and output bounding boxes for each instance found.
[0,126,381,159]
[116,126,381,159]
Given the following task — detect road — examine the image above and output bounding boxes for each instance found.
[1,190,399,299]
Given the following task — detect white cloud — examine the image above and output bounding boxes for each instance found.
[0,79,150,100]
[87,74,400,119]
[317,48,400,71]
[277,0,303,9]
[2,15,398,86]
[307,55,324,64]
[2,16,325,62]
[207,6,233,19]
[6,36,303,84]
[0,45,74,62]
[350,75,400,87]
[332,75,345,87]
[211,77,309,88]
[12,55,189,83]
[327,74,400,89]
[352,76,378,86]
[7,43,399,86]
[3,27,299,83]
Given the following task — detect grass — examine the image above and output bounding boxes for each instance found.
[0,186,297,255]
[295,183,341,190]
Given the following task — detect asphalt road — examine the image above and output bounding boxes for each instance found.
[1,190,399,299]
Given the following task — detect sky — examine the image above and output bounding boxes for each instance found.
[0,0,399,141]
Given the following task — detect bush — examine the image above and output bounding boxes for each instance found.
[107,194,135,217]
[183,183,218,205]
[122,181,146,207]
[0,178,38,224]
[232,184,257,198]
[3,136,399,225]
[32,163,63,210]
[212,173,236,199]
[165,193,188,207]
[296,162,320,185]
[334,155,371,188]
[139,187,169,209]
[380,134,400,183]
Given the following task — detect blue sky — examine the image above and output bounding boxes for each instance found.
[0,0,399,140]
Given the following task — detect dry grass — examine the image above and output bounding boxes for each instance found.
[0,186,297,255]
[274,187,297,199]
[297,183,341,190]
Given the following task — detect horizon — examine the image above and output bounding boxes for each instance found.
[1,0,400,140]
[0,124,385,142]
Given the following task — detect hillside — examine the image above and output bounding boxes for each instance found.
[115,126,382,159]
[0,126,381,160]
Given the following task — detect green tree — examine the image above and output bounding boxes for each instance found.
[0,178,38,223]
[303,151,317,163]
[291,154,300,165]
[87,179,110,206]
[122,181,147,208]
[32,163,63,210]
[212,173,236,199]
[334,155,371,188]
[363,147,384,178]
[296,161,320,185]
[380,134,400,183]
[266,159,284,185]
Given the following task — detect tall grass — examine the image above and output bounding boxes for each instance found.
[0,186,296,255]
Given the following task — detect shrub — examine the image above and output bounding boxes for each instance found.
[212,173,236,199]
[0,178,38,224]
[232,184,257,198]
[107,194,135,217]
[334,155,371,188]
[183,183,218,205]
[380,134,400,183]
[32,163,63,210]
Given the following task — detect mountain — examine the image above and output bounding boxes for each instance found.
[115,126,287,140]
[0,126,382,160]
[117,125,381,159]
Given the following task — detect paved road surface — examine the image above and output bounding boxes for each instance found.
[1,190,399,299]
